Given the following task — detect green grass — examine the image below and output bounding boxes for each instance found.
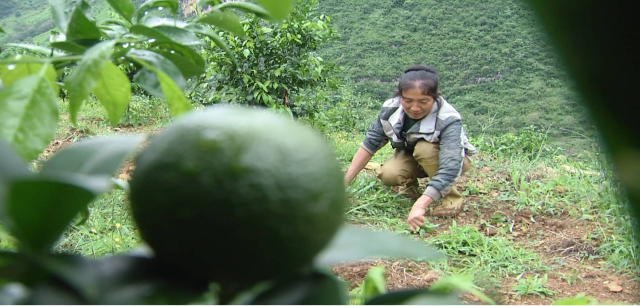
[428,221,549,277]
[320,107,639,277]
[54,190,141,259]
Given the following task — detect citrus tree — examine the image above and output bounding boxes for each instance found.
[190,0,340,116]
[0,0,289,162]
[0,1,473,304]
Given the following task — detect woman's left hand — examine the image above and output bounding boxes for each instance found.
[407,195,434,231]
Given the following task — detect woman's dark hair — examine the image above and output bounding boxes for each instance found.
[394,65,439,99]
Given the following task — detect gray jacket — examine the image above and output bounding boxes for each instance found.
[361,96,477,200]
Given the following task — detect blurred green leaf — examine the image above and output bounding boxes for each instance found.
[0,59,58,93]
[127,49,183,83]
[127,49,185,95]
[111,178,129,192]
[185,24,234,58]
[552,293,597,305]
[314,225,445,266]
[136,0,179,23]
[50,41,87,54]
[48,0,69,33]
[198,10,245,37]
[131,24,201,46]
[256,0,294,20]
[22,253,209,304]
[27,279,85,304]
[64,40,116,124]
[92,255,209,304]
[106,0,135,23]
[245,269,348,305]
[525,1,640,235]
[0,251,46,287]
[0,73,58,162]
[132,67,164,97]
[92,62,132,125]
[1,44,63,56]
[362,266,386,301]
[143,17,188,28]
[214,2,270,19]
[153,50,204,79]
[0,283,29,304]
[100,18,127,27]
[147,65,192,117]
[2,174,110,252]
[429,275,495,305]
[128,50,191,116]
[0,27,4,34]
[40,134,144,177]
[0,139,31,185]
[101,24,129,39]
[365,290,459,305]
[151,41,204,67]
[66,6,102,41]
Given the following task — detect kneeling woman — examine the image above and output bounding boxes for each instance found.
[343,65,477,231]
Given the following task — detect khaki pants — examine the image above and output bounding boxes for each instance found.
[377,141,471,212]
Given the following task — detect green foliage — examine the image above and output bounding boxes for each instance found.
[0,63,59,161]
[0,135,143,253]
[513,274,554,298]
[475,125,558,161]
[1,0,293,161]
[191,0,340,113]
[310,86,379,134]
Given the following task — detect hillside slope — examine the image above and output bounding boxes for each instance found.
[1,0,595,140]
[316,0,592,137]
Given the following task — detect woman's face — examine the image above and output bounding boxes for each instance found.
[400,87,436,120]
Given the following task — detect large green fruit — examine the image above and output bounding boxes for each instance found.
[129,105,345,284]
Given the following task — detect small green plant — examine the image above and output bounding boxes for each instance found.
[513,274,555,298]
[417,219,440,236]
[120,96,168,127]
[348,266,386,305]
[552,293,597,305]
[559,270,585,286]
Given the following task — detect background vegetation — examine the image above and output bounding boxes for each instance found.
[315,0,592,143]
[2,0,594,147]
[2,0,637,304]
